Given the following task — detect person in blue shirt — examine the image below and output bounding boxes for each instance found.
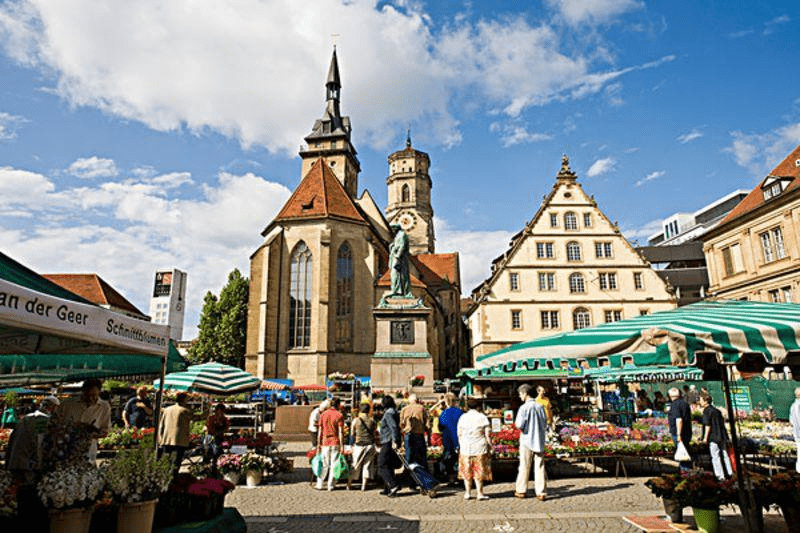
[438,392,463,485]
[514,383,548,500]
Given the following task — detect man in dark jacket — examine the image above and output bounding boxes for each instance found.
[700,394,731,479]
[377,395,403,497]
[667,387,692,470]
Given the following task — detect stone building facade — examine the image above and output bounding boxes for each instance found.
[702,145,800,302]
[466,156,677,361]
[245,50,466,385]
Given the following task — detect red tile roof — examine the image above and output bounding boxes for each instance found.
[414,253,460,288]
[42,274,145,316]
[376,269,427,288]
[719,144,800,225]
[274,158,366,224]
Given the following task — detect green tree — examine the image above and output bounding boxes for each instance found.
[187,270,250,367]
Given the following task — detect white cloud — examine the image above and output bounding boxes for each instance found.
[67,156,119,179]
[0,164,291,339]
[586,157,616,177]
[634,170,664,187]
[434,217,514,295]
[726,122,800,176]
[546,0,643,26]
[0,1,674,152]
[0,111,26,140]
[763,14,790,35]
[676,128,703,144]
[489,122,552,147]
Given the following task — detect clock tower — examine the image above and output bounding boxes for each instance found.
[385,133,435,254]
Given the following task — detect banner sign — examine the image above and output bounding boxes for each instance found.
[0,279,169,356]
[730,385,753,413]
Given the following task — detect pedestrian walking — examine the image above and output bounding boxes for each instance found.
[514,383,547,500]
[316,397,344,491]
[308,399,329,448]
[667,387,692,470]
[377,395,403,497]
[348,402,377,491]
[158,392,206,476]
[791,387,800,472]
[457,397,492,500]
[400,393,428,472]
[438,392,463,485]
[699,394,731,479]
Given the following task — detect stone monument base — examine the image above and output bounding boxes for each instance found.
[371,302,434,394]
[370,354,434,396]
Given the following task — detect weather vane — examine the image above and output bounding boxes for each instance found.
[331,33,340,47]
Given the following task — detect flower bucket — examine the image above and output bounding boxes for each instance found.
[117,499,158,533]
[780,504,800,533]
[246,469,262,487]
[692,507,719,533]
[662,498,683,523]
[49,507,93,533]
[223,472,241,485]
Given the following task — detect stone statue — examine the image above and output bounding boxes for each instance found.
[388,224,412,298]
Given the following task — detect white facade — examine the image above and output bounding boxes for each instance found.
[148,269,187,341]
[648,190,749,246]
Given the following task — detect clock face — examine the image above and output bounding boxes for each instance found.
[398,212,416,231]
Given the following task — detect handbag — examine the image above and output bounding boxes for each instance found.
[674,441,691,462]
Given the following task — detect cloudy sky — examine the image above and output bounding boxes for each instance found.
[1,0,799,339]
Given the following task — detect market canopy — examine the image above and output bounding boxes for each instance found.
[1,252,185,386]
[155,362,260,395]
[476,300,800,371]
[582,365,703,384]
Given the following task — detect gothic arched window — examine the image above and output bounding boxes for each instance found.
[573,307,591,330]
[401,184,410,202]
[564,211,578,230]
[566,241,581,261]
[289,241,313,348]
[569,273,585,293]
[335,242,354,351]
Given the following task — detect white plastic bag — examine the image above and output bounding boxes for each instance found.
[674,441,690,462]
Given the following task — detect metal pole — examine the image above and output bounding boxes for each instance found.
[721,364,755,533]
[153,350,169,452]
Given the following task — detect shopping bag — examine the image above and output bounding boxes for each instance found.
[727,445,737,473]
[332,454,350,480]
[674,441,691,462]
[311,453,324,477]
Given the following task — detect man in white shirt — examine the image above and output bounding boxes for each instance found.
[791,387,800,472]
[59,378,111,464]
[515,383,548,500]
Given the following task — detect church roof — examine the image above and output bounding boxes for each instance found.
[272,158,367,225]
[414,253,460,288]
[716,144,800,226]
[41,273,145,316]
[375,269,427,289]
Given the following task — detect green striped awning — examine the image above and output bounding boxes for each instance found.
[155,362,260,395]
[475,300,800,370]
[460,364,576,381]
[582,365,703,384]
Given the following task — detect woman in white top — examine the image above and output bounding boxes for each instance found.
[456,397,493,500]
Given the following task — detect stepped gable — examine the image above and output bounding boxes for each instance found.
[273,157,366,224]
[42,273,144,315]
[719,144,800,225]
[414,253,459,287]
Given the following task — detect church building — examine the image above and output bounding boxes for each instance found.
[245,49,465,386]
[466,156,677,361]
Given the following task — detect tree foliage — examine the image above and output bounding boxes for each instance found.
[187,269,249,367]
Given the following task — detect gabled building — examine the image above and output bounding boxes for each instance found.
[42,273,149,321]
[702,144,800,302]
[245,49,466,385]
[467,156,676,360]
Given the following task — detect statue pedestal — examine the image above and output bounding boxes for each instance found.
[371,300,433,395]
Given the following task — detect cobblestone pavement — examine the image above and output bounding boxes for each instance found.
[227,442,789,533]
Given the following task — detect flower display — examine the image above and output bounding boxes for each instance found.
[761,471,800,508]
[40,414,96,470]
[644,473,683,499]
[0,428,11,452]
[37,465,105,510]
[327,372,355,381]
[0,470,18,517]
[224,432,273,451]
[102,443,172,502]
[240,452,267,472]
[410,375,425,386]
[217,454,244,474]
[98,427,156,450]
[672,471,734,509]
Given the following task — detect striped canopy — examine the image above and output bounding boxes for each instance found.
[476,300,800,370]
[582,365,704,384]
[155,362,260,394]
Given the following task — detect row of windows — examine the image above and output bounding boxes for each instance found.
[720,225,787,277]
[535,241,614,260]
[509,271,644,292]
[289,240,355,350]
[510,308,650,331]
[549,211,593,230]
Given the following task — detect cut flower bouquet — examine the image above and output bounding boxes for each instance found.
[37,465,105,510]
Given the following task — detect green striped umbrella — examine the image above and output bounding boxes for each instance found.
[155,362,260,394]
[475,300,800,370]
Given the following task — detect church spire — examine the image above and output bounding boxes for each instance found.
[326,47,341,102]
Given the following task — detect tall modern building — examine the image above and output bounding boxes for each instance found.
[148,269,187,341]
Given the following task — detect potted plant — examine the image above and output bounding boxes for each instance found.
[410,375,425,387]
[762,471,800,533]
[240,452,266,487]
[37,465,105,533]
[217,454,244,485]
[644,473,684,523]
[672,471,733,533]
[102,442,172,533]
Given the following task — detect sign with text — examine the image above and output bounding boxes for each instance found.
[0,279,170,356]
[730,386,752,413]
